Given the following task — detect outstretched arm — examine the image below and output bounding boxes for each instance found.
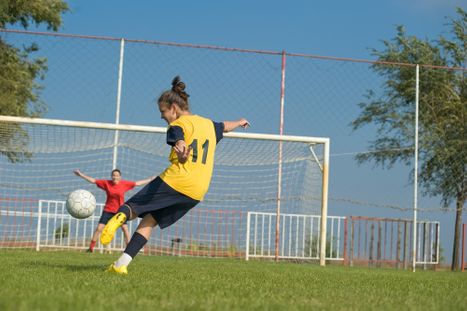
[74,170,96,184]
[223,118,250,133]
[135,175,157,186]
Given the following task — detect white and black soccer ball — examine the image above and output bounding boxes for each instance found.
[66,189,96,219]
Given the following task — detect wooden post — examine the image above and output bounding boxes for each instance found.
[350,219,354,267]
[404,221,409,270]
[396,221,401,269]
[422,222,427,270]
[343,218,348,266]
[377,220,382,268]
[369,220,374,268]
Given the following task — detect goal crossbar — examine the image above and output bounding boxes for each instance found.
[0,116,329,144]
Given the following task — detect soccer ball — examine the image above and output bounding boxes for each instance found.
[66,189,96,219]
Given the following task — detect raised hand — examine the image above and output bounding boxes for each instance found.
[238,118,250,130]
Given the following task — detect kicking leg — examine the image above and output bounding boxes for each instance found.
[121,224,131,244]
[134,213,158,239]
[107,214,157,274]
[100,204,135,245]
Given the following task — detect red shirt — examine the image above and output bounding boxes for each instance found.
[95,180,136,213]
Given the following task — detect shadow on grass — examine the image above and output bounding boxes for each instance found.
[19,261,107,272]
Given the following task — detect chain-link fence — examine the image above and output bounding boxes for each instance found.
[1,29,466,266]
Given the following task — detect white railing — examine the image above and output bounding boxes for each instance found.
[246,212,346,261]
[36,200,137,253]
[1,200,440,266]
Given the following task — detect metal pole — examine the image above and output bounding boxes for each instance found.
[109,38,125,255]
[112,39,125,171]
[319,139,330,266]
[36,200,42,251]
[275,50,286,262]
[412,64,419,272]
[246,212,251,261]
[343,218,348,266]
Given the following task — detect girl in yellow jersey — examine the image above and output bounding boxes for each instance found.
[101,76,250,274]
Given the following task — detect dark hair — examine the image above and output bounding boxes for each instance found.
[158,76,190,111]
[111,169,121,176]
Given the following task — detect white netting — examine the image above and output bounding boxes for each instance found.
[0,120,326,260]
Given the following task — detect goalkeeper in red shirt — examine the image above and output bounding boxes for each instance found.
[74,169,155,252]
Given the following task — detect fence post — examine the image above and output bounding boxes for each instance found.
[377,220,382,268]
[36,200,42,251]
[319,140,330,266]
[108,38,125,255]
[369,220,374,267]
[435,223,439,271]
[404,221,409,270]
[396,221,401,269]
[412,64,419,272]
[422,222,427,270]
[275,50,286,262]
[246,212,251,261]
[343,218,348,266]
[112,38,125,170]
[350,218,354,267]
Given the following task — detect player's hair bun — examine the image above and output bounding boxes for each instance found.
[171,76,190,101]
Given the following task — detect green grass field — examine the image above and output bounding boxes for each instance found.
[1,249,466,311]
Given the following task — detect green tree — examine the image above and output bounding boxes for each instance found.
[54,222,69,241]
[351,8,467,270]
[305,232,338,259]
[434,242,446,266]
[0,0,71,163]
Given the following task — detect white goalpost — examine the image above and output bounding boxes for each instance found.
[0,116,329,264]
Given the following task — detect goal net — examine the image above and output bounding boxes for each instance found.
[0,116,329,262]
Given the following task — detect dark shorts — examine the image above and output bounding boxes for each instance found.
[99,210,128,225]
[125,177,200,229]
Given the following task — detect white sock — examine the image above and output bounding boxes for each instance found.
[114,252,132,268]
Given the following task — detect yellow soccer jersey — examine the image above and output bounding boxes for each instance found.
[158,115,224,201]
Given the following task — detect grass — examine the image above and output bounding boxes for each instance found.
[1,249,466,311]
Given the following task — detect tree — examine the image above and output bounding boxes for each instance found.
[0,0,71,163]
[305,232,338,259]
[434,242,446,266]
[54,222,69,242]
[350,8,467,270]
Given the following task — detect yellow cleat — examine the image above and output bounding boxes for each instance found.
[100,212,126,245]
[104,263,128,275]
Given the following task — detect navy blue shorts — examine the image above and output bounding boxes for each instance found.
[124,177,199,229]
[99,210,128,225]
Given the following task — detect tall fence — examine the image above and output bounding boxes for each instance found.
[343,217,439,269]
[1,198,439,268]
[0,29,466,267]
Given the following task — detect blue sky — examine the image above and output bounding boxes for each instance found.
[7,0,466,60]
[5,0,467,264]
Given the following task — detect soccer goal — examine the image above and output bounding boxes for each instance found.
[0,116,329,264]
